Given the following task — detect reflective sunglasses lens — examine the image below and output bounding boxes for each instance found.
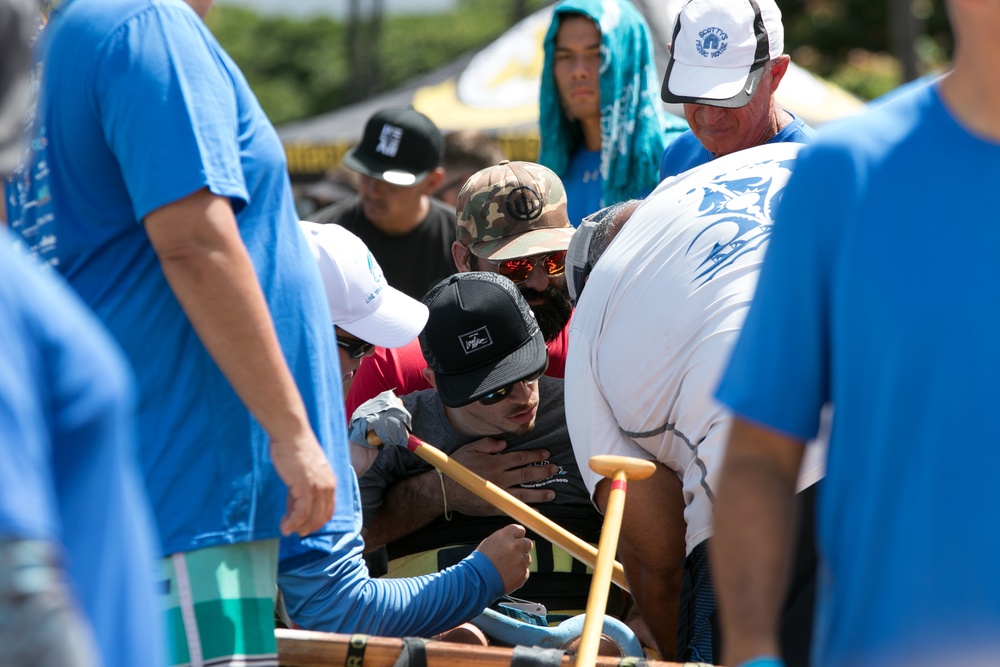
[479,384,511,406]
[498,258,534,283]
[544,251,567,276]
[478,367,546,405]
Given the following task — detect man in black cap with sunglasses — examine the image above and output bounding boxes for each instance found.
[357,271,613,620]
[310,106,456,301]
[345,160,577,415]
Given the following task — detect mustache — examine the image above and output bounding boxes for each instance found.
[518,282,568,303]
[505,401,538,418]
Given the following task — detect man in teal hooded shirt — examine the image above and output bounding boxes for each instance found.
[538,0,687,227]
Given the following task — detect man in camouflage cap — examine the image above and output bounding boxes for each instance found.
[345,160,577,413]
[452,160,576,351]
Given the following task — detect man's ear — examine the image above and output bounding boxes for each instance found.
[452,241,473,272]
[421,167,446,195]
[769,54,791,92]
[422,367,437,389]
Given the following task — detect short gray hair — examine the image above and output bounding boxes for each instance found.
[566,199,640,303]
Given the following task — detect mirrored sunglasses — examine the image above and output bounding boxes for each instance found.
[478,367,546,406]
[490,251,568,284]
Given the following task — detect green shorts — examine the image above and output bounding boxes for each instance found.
[159,540,278,667]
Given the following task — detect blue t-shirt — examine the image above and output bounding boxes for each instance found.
[563,148,603,228]
[11,0,349,555]
[659,112,815,181]
[717,85,1000,666]
[0,233,163,666]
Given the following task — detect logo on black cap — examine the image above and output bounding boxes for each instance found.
[459,326,493,354]
[376,124,403,157]
[505,186,543,222]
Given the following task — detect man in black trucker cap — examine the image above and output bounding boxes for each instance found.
[310,106,457,300]
[356,271,616,618]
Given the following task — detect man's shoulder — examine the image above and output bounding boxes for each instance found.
[532,376,569,436]
[538,374,565,399]
[400,386,440,411]
[427,197,456,217]
[662,130,701,155]
[401,387,453,435]
[309,196,364,226]
[774,112,817,145]
[423,198,458,230]
[56,0,203,46]
[659,131,710,180]
[794,87,938,171]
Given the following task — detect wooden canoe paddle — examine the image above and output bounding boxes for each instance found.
[575,455,656,667]
[367,430,629,592]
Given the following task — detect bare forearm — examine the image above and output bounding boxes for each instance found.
[364,472,444,550]
[620,553,682,658]
[712,419,803,666]
[613,464,686,658]
[147,190,310,440]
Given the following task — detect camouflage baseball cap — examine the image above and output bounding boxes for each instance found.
[456,160,574,261]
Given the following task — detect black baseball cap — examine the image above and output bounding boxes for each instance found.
[419,272,548,408]
[342,107,444,186]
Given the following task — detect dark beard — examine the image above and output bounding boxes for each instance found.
[520,282,573,343]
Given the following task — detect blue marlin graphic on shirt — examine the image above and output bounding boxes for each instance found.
[685,157,796,285]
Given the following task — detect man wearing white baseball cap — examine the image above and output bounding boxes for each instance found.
[299,221,429,395]
[278,222,533,638]
[658,0,814,181]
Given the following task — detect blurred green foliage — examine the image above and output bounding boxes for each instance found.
[781,0,952,99]
[205,6,348,125]
[206,0,954,125]
[205,0,549,125]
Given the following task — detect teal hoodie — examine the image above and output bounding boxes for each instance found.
[539,0,687,208]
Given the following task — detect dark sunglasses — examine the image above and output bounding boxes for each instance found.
[336,335,374,360]
[478,367,546,406]
[488,251,568,284]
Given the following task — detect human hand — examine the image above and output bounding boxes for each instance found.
[349,390,411,449]
[475,524,532,593]
[270,432,337,536]
[348,391,411,476]
[447,437,557,515]
[622,598,658,653]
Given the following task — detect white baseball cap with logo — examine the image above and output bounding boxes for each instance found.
[299,221,428,348]
[661,0,784,108]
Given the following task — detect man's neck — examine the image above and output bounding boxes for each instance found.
[579,116,603,152]
[442,405,492,438]
[939,61,1000,142]
[368,195,431,236]
[714,106,793,159]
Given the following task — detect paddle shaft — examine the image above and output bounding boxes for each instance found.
[576,471,629,667]
[368,431,629,592]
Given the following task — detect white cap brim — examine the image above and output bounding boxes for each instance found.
[340,285,429,350]
[668,59,751,100]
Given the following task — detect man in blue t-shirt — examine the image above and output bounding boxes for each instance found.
[658,0,814,182]
[0,232,165,667]
[538,0,687,227]
[712,2,1000,667]
[8,1,339,665]
[0,4,161,663]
